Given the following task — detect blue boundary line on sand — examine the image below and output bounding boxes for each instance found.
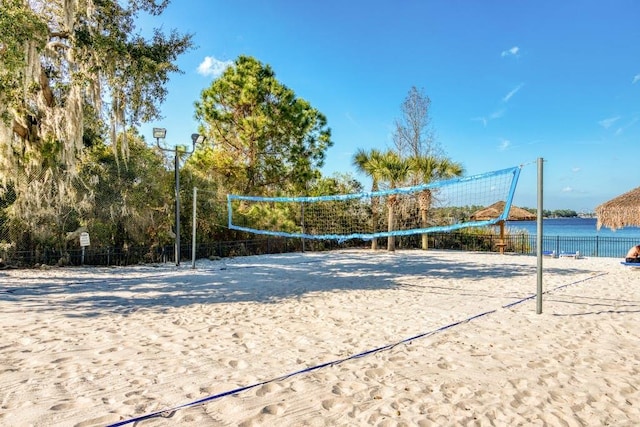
[107,272,608,427]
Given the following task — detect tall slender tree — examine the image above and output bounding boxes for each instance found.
[409,155,464,249]
[352,148,384,249]
[393,86,465,250]
[393,86,440,160]
[377,150,411,252]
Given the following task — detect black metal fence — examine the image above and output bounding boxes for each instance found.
[426,233,635,258]
[0,237,368,268]
[0,232,635,268]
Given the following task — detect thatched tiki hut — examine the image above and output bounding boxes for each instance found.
[595,186,640,231]
[471,201,536,254]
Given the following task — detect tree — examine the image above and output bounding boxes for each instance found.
[194,55,333,196]
[376,150,411,252]
[393,86,440,160]
[306,173,363,197]
[77,130,170,253]
[393,86,464,250]
[352,148,385,249]
[409,156,464,249]
[0,0,192,250]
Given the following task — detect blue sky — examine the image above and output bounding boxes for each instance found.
[139,0,640,212]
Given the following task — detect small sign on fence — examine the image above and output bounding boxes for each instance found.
[79,232,90,266]
[79,232,90,247]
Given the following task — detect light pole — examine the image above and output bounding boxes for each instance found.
[153,128,206,266]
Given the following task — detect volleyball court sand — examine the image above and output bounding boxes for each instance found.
[0,249,639,426]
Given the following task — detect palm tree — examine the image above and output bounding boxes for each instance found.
[409,155,464,249]
[377,150,411,252]
[352,148,384,250]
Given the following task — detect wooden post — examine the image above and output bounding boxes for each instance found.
[496,220,506,254]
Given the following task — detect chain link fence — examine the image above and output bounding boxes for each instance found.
[0,166,307,267]
[0,163,190,267]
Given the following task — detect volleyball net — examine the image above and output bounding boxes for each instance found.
[227,165,522,241]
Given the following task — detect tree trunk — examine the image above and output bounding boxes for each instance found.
[12,120,29,140]
[419,190,431,250]
[371,198,378,250]
[387,195,396,252]
[39,69,55,108]
[421,209,428,250]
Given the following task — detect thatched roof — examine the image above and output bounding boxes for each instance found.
[470,201,536,221]
[595,186,640,231]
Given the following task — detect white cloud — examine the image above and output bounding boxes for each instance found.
[571,167,581,173]
[489,109,505,120]
[502,83,524,102]
[472,84,522,127]
[633,74,640,84]
[471,117,486,127]
[561,186,573,193]
[612,115,639,135]
[345,112,358,124]
[501,46,519,57]
[498,138,510,151]
[472,109,504,127]
[598,116,620,129]
[197,56,233,77]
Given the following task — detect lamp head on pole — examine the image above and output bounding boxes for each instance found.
[191,133,206,145]
[153,127,167,140]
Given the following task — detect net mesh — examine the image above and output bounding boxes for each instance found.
[228,166,522,241]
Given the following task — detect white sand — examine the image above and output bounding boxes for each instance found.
[1,249,639,426]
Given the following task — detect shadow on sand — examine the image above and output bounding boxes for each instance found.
[0,250,602,318]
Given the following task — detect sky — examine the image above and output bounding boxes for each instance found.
[138,0,640,212]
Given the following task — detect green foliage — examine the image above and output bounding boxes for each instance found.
[429,226,532,253]
[248,203,299,234]
[180,158,228,243]
[408,155,464,185]
[0,0,48,122]
[302,173,369,236]
[515,207,579,218]
[352,148,385,192]
[0,1,192,253]
[72,1,193,126]
[432,205,484,224]
[194,55,333,196]
[546,209,578,218]
[306,173,364,196]
[76,130,171,249]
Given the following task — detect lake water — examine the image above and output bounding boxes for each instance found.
[506,217,640,238]
[501,217,640,258]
